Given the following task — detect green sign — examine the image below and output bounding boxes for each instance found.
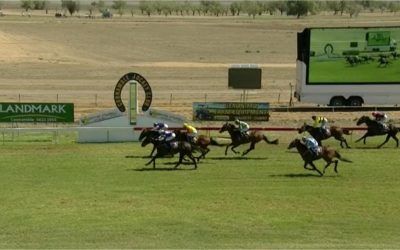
[193,102,269,121]
[0,103,74,123]
[129,82,137,125]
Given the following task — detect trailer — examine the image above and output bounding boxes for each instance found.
[296,26,400,106]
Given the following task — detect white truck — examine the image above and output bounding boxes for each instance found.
[295,27,400,106]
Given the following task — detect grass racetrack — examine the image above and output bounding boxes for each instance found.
[1,134,399,248]
[309,57,400,83]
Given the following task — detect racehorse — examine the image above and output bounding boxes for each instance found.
[356,116,399,148]
[139,128,161,157]
[219,122,279,156]
[144,138,198,169]
[174,130,224,160]
[298,123,351,148]
[288,139,352,176]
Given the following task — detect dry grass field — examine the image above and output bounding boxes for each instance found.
[1,12,400,126]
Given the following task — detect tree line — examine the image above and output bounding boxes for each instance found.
[11,0,400,18]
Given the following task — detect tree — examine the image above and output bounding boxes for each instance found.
[21,0,33,11]
[243,1,260,19]
[138,0,153,16]
[388,1,400,14]
[286,0,313,18]
[275,1,288,15]
[89,1,97,16]
[326,1,341,15]
[346,1,362,18]
[112,0,126,16]
[97,0,106,14]
[229,1,240,15]
[61,0,79,16]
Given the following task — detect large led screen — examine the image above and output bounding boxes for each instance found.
[307,27,400,84]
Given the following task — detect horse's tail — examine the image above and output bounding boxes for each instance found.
[335,151,353,163]
[210,137,226,147]
[263,135,279,145]
[342,128,352,135]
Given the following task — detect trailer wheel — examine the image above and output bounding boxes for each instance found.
[348,96,364,107]
[329,96,346,106]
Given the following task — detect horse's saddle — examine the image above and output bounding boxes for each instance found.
[320,128,331,138]
[309,146,322,158]
[161,141,178,151]
[170,141,179,150]
[238,132,250,141]
[374,122,389,133]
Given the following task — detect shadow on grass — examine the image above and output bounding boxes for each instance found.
[351,146,386,150]
[269,173,338,178]
[129,160,198,171]
[132,167,195,172]
[208,156,270,160]
[125,155,174,159]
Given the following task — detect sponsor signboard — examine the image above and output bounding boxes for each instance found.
[0,103,74,123]
[193,102,269,121]
[114,72,152,112]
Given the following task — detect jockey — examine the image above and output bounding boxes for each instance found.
[312,115,329,135]
[183,123,198,143]
[152,122,168,133]
[301,136,320,157]
[234,119,250,137]
[372,111,388,130]
[157,130,176,149]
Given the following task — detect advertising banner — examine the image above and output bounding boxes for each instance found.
[193,102,269,121]
[0,103,74,123]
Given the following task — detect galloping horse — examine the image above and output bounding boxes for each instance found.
[219,122,278,156]
[298,123,351,148]
[144,138,198,169]
[174,130,224,160]
[288,139,352,176]
[139,128,161,157]
[356,116,399,148]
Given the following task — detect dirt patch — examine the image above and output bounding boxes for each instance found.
[0,14,400,124]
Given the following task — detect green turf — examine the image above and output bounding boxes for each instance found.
[0,134,399,248]
[309,58,400,82]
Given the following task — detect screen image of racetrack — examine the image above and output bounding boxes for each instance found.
[308,27,400,84]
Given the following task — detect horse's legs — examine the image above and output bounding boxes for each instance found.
[390,134,399,148]
[303,162,313,170]
[231,145,240,154]
[242,142,255,156]
[224,144,231,155]
[336,136,351,149]
[333,160,339,173]
[189,153,198,169]
[149,145,156,157]
[377,134,391,148]
[309,162,323,176]
[174,152,184,169]
[355,133,369,144]
[200,147,210,159]
[323,161,332,174]
[145,156,157,168]
[343,138,351,149]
